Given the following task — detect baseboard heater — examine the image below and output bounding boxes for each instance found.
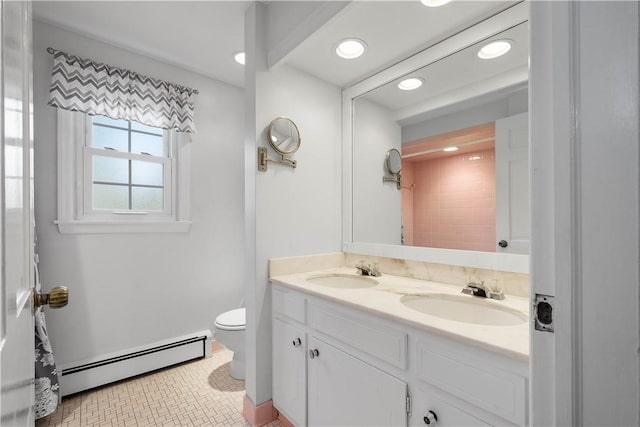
[60,330,212,396]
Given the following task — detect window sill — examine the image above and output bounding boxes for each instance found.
[55,220,192,234]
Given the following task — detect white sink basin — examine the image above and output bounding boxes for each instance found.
[306,274,379,289]
[401,294,527,326]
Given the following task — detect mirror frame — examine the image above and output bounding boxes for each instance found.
[342,2,529,274]
[268,116,301,155]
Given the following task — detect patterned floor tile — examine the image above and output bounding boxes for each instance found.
[36,347,283,427]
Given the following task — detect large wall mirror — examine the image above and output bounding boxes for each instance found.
[343,2,529,273]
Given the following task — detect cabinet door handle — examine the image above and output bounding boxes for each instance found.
[423,410,438,425]
[292,338,302,347]
[498,239,508,248]
[309,349,320,359]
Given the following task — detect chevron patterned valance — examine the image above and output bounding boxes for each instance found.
[48,48,197,133]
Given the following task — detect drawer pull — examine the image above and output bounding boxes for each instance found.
[423,410,438,425]
[292,338,302,347]
[309,349,320,359]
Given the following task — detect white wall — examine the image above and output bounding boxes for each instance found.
[352,98,402,245]
[33,21,245,372]
[244,3,343,407]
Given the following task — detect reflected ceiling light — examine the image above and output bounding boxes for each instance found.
[234,51,245,65]
[398,77,424,91]
[443,146,459,152]
[477,40,512,59]
[420,0,452,7]
[335,38,367,59]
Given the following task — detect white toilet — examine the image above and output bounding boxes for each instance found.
[214,308,246,380]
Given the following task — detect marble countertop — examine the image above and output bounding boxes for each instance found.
[270,266,530,362]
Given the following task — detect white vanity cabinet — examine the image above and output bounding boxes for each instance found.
[271,283,528,427]
[272,286,408,426]
[411,385,491,427]
[272,317,307,426]
[307,336,407,426]
[272,287,307,426]
[412,337,527,426]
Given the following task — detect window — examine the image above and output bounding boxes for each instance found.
[85,116,170,215]
[56,110,191,234]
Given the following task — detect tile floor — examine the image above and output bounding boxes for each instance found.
[36,345,284,427]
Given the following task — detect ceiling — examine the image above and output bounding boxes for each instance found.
[32,1,522,92]
[33,1,250,88]
[285,0,519,88]
[364,21,528,120]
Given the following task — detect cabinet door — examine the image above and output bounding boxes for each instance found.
[273,318,307,426]
[308,336,407,427]
[411,386,491,427]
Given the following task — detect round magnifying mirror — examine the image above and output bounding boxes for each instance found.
[268,117,301,155]
[385,148,402,174]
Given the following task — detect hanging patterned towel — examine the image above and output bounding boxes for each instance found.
[34,307,60,419]
[34,253,60,420]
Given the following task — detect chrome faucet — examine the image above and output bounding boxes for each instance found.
[461,281,505,300]
[355,262,381,277]
[461,281,487,298]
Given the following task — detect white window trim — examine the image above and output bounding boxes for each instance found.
[55,109,191,234]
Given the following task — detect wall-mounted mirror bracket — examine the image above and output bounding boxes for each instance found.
[258,147,297,171]
[382,174,401,190]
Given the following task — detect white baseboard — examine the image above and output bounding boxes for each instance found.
[60,330,212,396]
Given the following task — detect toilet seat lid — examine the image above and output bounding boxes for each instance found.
[215,308,246,330]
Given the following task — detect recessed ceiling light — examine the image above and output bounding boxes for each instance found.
[420,0,452,7]
[335,39,367,59]
[477,40,512,59]
[234,51,245,65]
[398,78,424,91]
[443,146,459,152]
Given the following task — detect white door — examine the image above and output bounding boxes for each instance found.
[530,2,639,426]
[495,112,529,254]
[0,1,35,425]
[307,336,407,427]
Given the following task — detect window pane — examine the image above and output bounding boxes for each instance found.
[5,177,22,210]
[132,187,163,211]
[93,115,128,129]
[131,132,165,157]
[131,120,163,135]
[93,156,129,184]
[5,144,22,177]
[93,184,129,210]
[131,160,163,186]
[92,125,128,151]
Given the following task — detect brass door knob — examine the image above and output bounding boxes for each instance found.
[34,286,69,309]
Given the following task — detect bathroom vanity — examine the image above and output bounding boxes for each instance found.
[266,4,531,425]
[270,262,529,427]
